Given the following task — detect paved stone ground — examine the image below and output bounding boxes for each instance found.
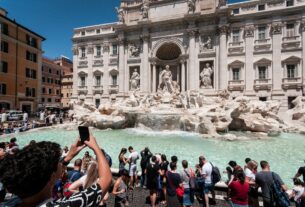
[105,187,228,207]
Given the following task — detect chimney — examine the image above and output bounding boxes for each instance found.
[0,8,8,17]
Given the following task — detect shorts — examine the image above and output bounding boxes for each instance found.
[129,165,137,176]
[203,183,214,194]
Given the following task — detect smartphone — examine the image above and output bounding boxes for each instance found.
[78,126,89,143]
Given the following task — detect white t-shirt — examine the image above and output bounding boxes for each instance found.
[293,186,305,201]
[244,168,255,181]
[128,151,139,166]
[202,162,212,184]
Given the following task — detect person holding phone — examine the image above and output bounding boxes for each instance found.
[0,132,112,207]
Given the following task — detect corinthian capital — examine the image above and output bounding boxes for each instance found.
[218,25,228,34]
[244,25,255,38]
[271,23,283,35]
[187,28,198,37]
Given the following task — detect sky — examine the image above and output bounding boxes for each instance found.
[0,0,247,59]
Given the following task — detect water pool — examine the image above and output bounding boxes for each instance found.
[2,128,305,186]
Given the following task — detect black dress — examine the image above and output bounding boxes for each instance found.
[146,163,160,190]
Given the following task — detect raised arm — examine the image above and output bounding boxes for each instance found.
[85,134,112,198]
[68,177,83,193]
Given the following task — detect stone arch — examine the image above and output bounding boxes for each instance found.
[151,38,185,58]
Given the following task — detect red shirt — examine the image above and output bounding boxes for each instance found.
[228,180,249,205]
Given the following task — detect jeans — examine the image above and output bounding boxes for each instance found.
[227,200,248,207]
[140,168,146,187]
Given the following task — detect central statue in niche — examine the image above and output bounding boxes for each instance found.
[200,63,213,89]
[158,65,180,95]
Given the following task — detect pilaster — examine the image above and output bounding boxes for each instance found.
[141,29,150,92]
[301,20,305,93]
[72,47,79,99]
[187,25,198,91]
[218,25,228,90]
[86,44,94,103]
[271,22,283,91]
[244,25,255,92]
[118,33,125,94]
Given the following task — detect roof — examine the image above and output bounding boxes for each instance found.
[0,13,46,41]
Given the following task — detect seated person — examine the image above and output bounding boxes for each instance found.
[0,134,112,207]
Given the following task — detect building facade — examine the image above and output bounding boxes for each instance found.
[54,56,73,109]
[41,57,62,109]
[0,8,45,113]
[72,0,305,110]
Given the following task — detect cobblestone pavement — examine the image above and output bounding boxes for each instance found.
[105,187,228,207]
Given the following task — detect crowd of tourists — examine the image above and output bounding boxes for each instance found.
[1,137,305,207]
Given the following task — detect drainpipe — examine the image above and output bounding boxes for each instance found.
[15,24,18,109]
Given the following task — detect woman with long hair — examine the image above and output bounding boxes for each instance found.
[245,160,259,207]
[69,161,109,206]
[118,148,128,172]
[228,170,249,207]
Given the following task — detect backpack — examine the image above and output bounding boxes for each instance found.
[63,172,78,198]
[270,172,290,207]
[210,163,221,184]
[184,170,196,190]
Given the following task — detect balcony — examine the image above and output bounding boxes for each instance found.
[108,85,119,94]
[77,86,88,94]
[228,80,245,91]
[254,39,272,53]
[282,36,301,50]
[228,41,244,55]
[254,79,272,91]
[282,77,302,90]
[93,85,103,94]
[109,57,118,65]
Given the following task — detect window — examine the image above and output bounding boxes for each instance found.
[95,99,100,108]
[258,26,266,40]
[81,31,85,36]
[287,64,296,78]
[81,47,86,58]
[26,88,36,97]
[49,68,52,74]
[258,4,265,11]
[48,98,52,103]
[233,8,240,14]
[25,68,37,79]
[112,44,118,55]
[50,78,53,84]
[232,29,240,43]
[286,0,294,7]
[1,41,8,53]
[112,75,117,85]
[0,61,8,73]
[0,84,6,95]
[49,88,52,94]
[41,98,45,103]
[56,90,60,95]
[288,96,297,109]
[232,68,240,81]
[56,70,59,75]
[96,29,100,34]
[96,46,101,56]
[259,97,267,102]
[47,78,50,83]
[258,66,267,79]
[0,22,8,35]
[66,93,69,97]
[26,35,37,48]
[42,77,45,82]
[42,88,46,94]
[286,23,295,37]
[26,51,37,62]
[96,76,101,86]
[80,77,86,86]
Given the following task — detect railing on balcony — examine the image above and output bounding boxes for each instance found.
[228,80,245,91]
[93,85,103,94]
[282,36,300,42]
[229,41,244,47]
[108,85,119,94]
[254,79,272,90]
[254,38,271,45]
[282,77,302,89]
[77,86,88,94]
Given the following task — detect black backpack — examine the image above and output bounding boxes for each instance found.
[210,162,221,184]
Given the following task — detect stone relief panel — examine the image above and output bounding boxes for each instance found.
[187,0,196,13]
[200,61,214,89]
[93,60,104,67]
[128,43,141,58]
[199,35,214,53]
[271,23,283,35]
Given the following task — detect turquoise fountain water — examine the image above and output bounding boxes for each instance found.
[2,128,305,186]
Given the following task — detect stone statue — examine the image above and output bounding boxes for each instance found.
[115,7,125,24]
[141,0,149,19]
[158,65,176,94]
[200,63,213,89]
[129,44,140,58]
[200,36,213,52]
[187,0,196,13]
[130,68,140,91]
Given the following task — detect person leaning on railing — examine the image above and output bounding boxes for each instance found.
[0,134,112,207]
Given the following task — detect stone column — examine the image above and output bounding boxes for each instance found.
[187,27,197,91]
[218,25,228,90]
[244,25,255,92]
[271,22,283,91]
[301,20,305,93]
[118,34,125,94]
[72,47,79,100]
[152,62,157,92]
[141,30,150,93]
[180,59,186,92]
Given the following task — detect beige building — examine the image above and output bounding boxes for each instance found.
[72,0,305,110]
[0,8,45,113]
